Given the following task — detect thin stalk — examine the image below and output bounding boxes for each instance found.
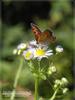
[10,58,23,100]
[0,82,2,100]
[49,88,58,100]
[34,77,39,100]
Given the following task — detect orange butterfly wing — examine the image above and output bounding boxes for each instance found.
[31,23,41,43]
[43,29,56,43]
[31,23,56,44]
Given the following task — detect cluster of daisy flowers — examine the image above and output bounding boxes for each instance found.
[13,40,64,61]
[12,40,69,100]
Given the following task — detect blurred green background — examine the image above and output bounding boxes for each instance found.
[0,0,74,100]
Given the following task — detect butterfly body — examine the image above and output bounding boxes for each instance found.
[31,23,56,44]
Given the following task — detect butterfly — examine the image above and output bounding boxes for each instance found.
[31,23,56,44]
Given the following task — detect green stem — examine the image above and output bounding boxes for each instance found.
[34,77,39,100]
[10,58,23,100]
[0,82,2,100]
[49,88,58,100]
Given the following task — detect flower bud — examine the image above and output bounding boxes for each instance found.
[51,66,56,73]
[54,84,58,89]
[48,70,52,75]
[55,79,61,85]
[56,45,63,53]
[61,77,68,85]
[18,50,22,55]
[13,49,17,55]
[63,88,68,94]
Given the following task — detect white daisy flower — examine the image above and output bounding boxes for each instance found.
[17,43,27,50]
[34,48,53,60]
[23,50,33,60]
[56,45,64,53]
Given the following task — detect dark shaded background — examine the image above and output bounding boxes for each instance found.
[2,1,50,29]
[0,0,74,100]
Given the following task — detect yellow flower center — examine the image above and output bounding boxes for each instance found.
[25,51,32,60]
[35,49,45,56]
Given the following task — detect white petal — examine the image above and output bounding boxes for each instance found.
[46,52,53,56]
[29,40,37,46]
[46,50,53,53]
